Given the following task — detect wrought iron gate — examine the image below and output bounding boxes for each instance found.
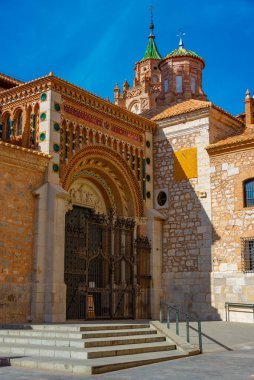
[64,206,138,320]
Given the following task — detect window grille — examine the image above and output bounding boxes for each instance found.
[244,179,254,207]
[241,237,254,272]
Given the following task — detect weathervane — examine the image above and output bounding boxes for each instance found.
[177,29,186,49]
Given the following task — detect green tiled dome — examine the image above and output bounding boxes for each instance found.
[166,48,205,64]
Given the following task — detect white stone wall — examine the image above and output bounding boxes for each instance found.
[154,116,219,319]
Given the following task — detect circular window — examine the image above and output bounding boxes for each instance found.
[157,191,167,207]
[146,141,151,148]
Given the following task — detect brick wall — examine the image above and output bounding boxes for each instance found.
[0,142,49,323]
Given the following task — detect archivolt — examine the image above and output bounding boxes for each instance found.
[61,145,144,217]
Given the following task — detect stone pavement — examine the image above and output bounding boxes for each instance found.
[0,321,254,379]
[166,321,254,352]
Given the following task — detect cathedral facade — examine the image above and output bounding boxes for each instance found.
[0,25,254,324]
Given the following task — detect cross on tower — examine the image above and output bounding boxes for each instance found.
[149,5,154,35]
[177,29,186,49]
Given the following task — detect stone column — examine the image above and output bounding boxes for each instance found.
[32,183,69,322]
[147,209,166,319]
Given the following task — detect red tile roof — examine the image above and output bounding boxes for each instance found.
[151,99,242,124]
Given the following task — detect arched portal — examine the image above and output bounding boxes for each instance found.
[61,145,147,320]
[61,145,144,217]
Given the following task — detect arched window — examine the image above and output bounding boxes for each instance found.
[17,112,23,136]
[244,178,254,207]
[5,115,11,140]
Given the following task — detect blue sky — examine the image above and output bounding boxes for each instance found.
[1,0,253,115]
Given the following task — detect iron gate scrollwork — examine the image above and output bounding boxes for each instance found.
[64,206,139,320]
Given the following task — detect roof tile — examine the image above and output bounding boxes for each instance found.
[152,99,211,121]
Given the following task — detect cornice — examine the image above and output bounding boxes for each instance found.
[206,138,254,156]
[0,73,23,85]
[0,74,156,133]
[0,76,51,106]
[154,118,209,142]
[0,141,51,169]
[51,76,156,133]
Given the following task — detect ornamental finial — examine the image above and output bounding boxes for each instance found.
[177,29,186,50]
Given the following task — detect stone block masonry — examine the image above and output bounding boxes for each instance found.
[153,117,218,319]
[210,147,254,321]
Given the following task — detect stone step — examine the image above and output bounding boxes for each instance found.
[0,341,176,359]
[10,350,187,375]
[0,327,157,339]
[84,334,166,347]
[79,324,150,331]
[0,333,166,348]
[0,323,149,332]
[80,328,157,339]
[0,324,88,332]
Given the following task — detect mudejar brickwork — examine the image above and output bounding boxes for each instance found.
[0,23,254,323]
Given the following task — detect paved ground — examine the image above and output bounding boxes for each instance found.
[0,321,254,379]
[166,321,254,352]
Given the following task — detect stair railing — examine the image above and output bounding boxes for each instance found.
[160,301,203,353]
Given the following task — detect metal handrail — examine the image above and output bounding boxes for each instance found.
[160,301,203,353]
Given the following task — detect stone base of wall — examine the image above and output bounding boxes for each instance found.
[162,272,221,321]
[0,283,32,323]
[212,272,254,323]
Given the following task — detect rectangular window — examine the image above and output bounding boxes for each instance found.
[244,179,254,207]
[191,76,196,94]
[176,76,182,93]
[241,237,254,272]
[164,79,169,92]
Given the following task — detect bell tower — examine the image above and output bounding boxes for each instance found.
[114,15,162,114]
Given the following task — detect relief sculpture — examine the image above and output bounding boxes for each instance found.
[69,183,104,213]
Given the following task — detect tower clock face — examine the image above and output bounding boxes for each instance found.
[130,103,140,114]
